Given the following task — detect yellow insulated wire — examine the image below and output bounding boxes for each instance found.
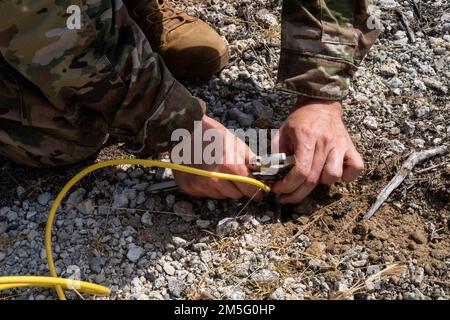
[0,159,271,300]
[0,277,111,296]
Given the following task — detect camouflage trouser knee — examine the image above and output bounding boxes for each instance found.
[0,59,109,168]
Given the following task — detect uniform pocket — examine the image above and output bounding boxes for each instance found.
[320,0,358,46]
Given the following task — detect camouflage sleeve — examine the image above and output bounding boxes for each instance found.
[0,0,205,154]
[277,0,381,100]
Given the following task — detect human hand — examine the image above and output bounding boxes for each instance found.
[272,99,364,204]
[172,115,262,200]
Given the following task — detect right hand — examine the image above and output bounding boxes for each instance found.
[172,116,263,200]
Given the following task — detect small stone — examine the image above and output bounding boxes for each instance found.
[116,171,127,180]
[403,292,416,300]
[0,221,7,233]
[206,200,216,212]
[410,231,427,244]
[231,108,255,127]
[67,188,86,206]
[269,288,286,300]
[173,201,196,221]
[432,138,442,146]
[37,193,52,206]
[165,194,176,209]
[411,139,425,148]
[434,47,446,55]
[389,127,401,135]
[295,234,310,247]
[380,61,398,77]
[388,77,403,89]
[141,212,153,226]
[422,78,448,94]
[251,269,280,285]
[171,236,187,247]
[26,211,37,220]
[363,116,378,130]
[413,80,427,91]
[306,241,326,257]
[413,267,425,285]
[216,218,239,237]
[251,100,273,118]
[354,222,369,235]
[196,219,211,229]
[6,210,18,222]
[415,106,430,118]
[156,167,174,181]
[168,277,183,297]
[16,186,27,199]
[378,0,396,7]
[337,280,349,292]
[113,193,129,209]
[402,121,415,135]
[255,9,278,28]
[127,246,144,262]
[90,257,107,274]
[163,263,176,276]
[308,259,325,270]
[389,139,405,153]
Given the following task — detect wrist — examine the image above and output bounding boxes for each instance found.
[293,96,342,114]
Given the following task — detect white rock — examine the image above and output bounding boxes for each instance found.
[216,218,239,237]
[363,116,378,130]
[171,236,187,247]
[411,139,426,148]
[141,212,153,226]
[251,269,280,284]
[388,77,403,89]
[163,262,176,276]
[255,9,278,28]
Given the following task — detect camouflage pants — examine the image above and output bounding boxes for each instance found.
[0,58,109,168]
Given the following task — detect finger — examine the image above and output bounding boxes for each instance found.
[233,181,263,201]
[176,174,225,199]
[272,134,315,194]
[342,148,364,182]
[320,148,344,185]
[216,181,244,200]
[280,141,328,204]
[229,165,263,200]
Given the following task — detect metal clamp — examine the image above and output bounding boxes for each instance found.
[248,153,295,183]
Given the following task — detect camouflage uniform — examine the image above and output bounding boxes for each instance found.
[0,0,380,168]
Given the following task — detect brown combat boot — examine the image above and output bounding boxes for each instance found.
[124,0,229,79]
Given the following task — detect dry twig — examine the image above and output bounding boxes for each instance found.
[363,145,449,220]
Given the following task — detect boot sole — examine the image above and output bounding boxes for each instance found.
[166,48,230,80]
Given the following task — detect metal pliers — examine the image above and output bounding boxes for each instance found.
[248,153,295,222]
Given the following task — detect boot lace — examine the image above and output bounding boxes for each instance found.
[130,0,192,33]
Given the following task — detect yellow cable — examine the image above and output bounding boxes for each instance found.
[0,159,271,300]
[0,277,110,296]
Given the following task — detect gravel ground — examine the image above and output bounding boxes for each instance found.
[0,0,449,300]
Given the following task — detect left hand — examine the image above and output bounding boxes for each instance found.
[272,98,364,204]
